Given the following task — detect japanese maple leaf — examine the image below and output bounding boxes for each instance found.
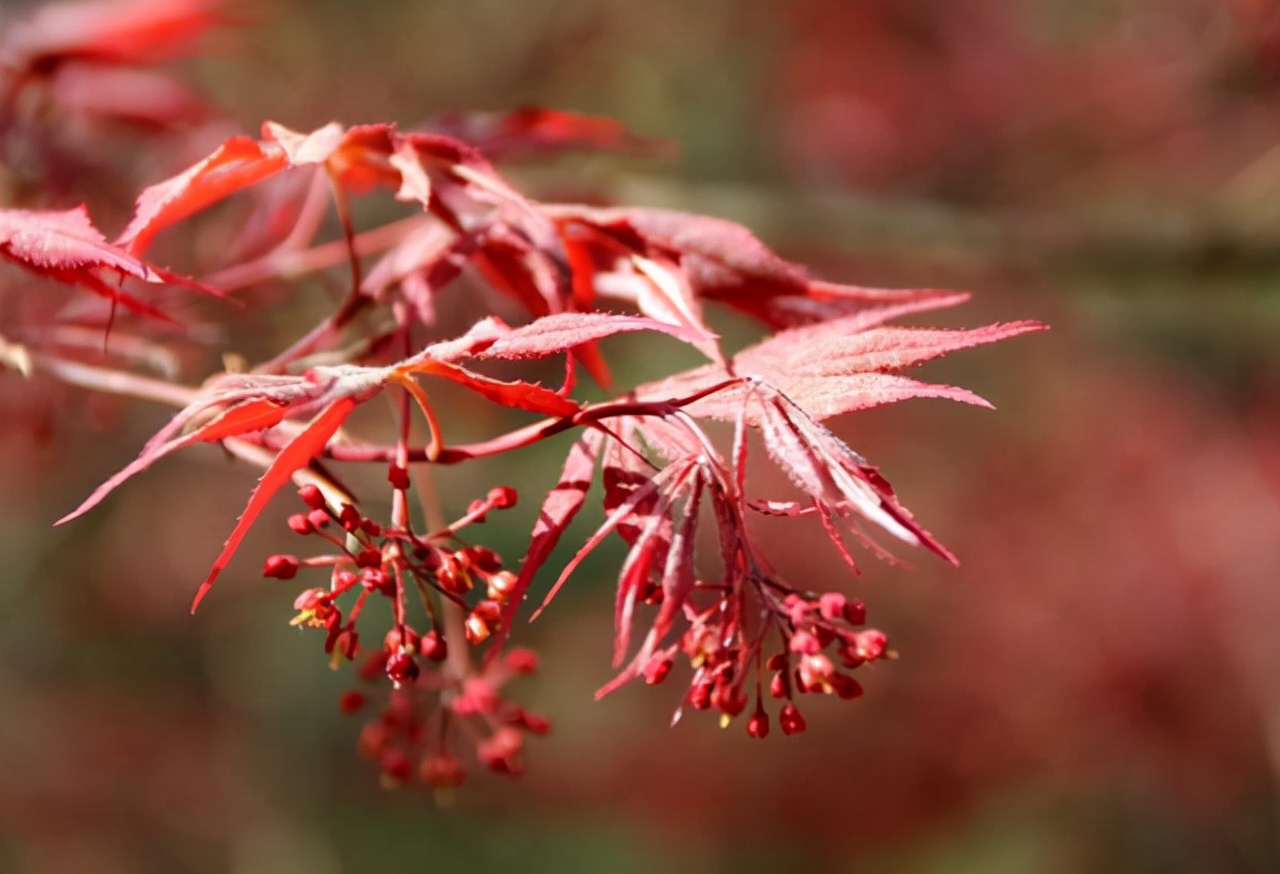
[0,205,203,320]
[546,204,968,329]
[1,0,232,70]
[638,315,1048,422]
[58,312,707,608]
[422,106,667,161]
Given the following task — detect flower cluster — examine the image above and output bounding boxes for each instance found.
[263,481,547,790]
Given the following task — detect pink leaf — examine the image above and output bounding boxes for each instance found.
[190,397,356,612]
[639,319,1048,421]
[473,311,715,360]
[424,106,667,160]
[4,0,231,69]
[118,135,288,256]
[0,206,206,319]
[488,431,602,655]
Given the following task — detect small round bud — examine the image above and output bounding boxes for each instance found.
[477,727,524,775]
[505,648,539,674]
[385,651,420,687]
[418,630,447,662]
[339,503,362,532]
[854,629,888,661]
[354,547,382,569]
[379,750,413,785]
[711,684,747,717]
[339,690,366,714]
[264,554,300,580]
[515,709,551,735]
[779,702,806,736]
[387,464,410,490]
[287,513,314,535]
[420,754,466,790]
[488,486,517,508]
[643,655,673,685]
[384,625,420,654]
[818,592,847,622]
[464,612,491,644]
[298,484,327,511]
[788,629,822,655]
[487,570,518,600]
[747,707,770,739]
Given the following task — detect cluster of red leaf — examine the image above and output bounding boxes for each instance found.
[1,0,1045,789]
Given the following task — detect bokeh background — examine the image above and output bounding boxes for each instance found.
[2,1,1278,872]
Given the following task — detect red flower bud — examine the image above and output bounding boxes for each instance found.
[339,690,366,714]
[385,651,420,687]
[488,485,517,508]
[420,754,466,790]
[643,655,673,685]
[780,702,806,736]
[818,592,847,622]
[464,612,491,644]
[418,630,447,662]
[788,629,821,655]
[355,547,382,569]
[854,629,888,661]
[384,625,420,654]
[287,513,314,535]
[298,484,327,511]
[505,648,539,674]
[339,503,362,532]
[379,750,413,785]
[747,706,770,739]
[387,464,410,490]
[263,554,300,579]
[487,570,518,600]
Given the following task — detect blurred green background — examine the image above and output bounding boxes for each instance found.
[2,1,1278,872]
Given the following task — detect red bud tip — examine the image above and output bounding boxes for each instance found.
[506,648,539,674]
[298,484,327,511]
[780,703,806,736]
[488,486,517,508]
[263,554,300,579]
[818,592,847,621]
[387,464,410,490]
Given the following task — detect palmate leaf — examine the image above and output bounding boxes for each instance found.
[3,0,231,69]
[487,430,603,658]
[423,106,666,161]
[0,205,206,319]
[639,318,1049,421]
[116,121,432,258]
[190,397,358,611]
[470,311,715,361]
[117,135,289,257]
[546,204,968,329]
